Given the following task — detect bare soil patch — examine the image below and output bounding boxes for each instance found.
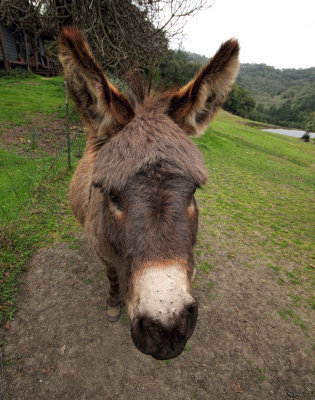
[235,120,275,129]
[0,115,84,156]
[2,231,314,399]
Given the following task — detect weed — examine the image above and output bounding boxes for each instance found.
[278,277,285,286]
[120,311,128,327]
[288,292,303,306]
[97,271,105,281]
[208,281,215,290]
[257,367,266,382]
[268,264,281,274]
[278,308,307,332]
[308,296,315,310]
[199,262,215,273]
[69,243,80,250]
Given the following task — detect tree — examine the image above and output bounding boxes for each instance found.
[158,49,201,87]
[223,83,256,119]
[305,112,315,133]
[0,0,209,76]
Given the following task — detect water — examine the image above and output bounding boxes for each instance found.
[262,128,315,139]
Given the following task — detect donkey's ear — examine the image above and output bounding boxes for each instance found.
[59,26,134,137]
[166,39,239,136]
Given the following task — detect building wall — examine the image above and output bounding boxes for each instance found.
[0,21,18,61]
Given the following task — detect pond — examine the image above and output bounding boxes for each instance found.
[262,128,315,139]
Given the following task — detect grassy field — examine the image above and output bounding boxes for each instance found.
[194,111,315,326]
[0,74,67,125]
[0,76,314,330]
[0,74,84,320]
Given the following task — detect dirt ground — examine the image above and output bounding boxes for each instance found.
[2,229,314,400]
[0,115,84,156]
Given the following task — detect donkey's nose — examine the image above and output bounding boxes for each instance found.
[131,300,198,360]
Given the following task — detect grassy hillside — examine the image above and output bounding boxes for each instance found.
[0,77,314,330]
[195,112,314,262]
[194,112,315,323]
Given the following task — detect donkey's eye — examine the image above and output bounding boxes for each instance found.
[188,188,196,203]
[110,195,119,203]
[109,191,123,210]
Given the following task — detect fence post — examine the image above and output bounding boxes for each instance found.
[64,80,71,170]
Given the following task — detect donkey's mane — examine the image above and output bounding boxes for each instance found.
[124,70,176,111]
[124,69,151,107]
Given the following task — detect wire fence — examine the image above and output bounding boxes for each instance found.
[0,88,85,227]
[1,135,84,224]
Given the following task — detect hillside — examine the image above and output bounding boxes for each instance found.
[237,63,315,108]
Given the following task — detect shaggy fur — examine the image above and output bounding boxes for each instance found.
[59,26,239,360]
[165,39,240,136]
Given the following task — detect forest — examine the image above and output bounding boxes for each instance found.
[236,64,315,130]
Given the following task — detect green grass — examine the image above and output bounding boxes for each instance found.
[278,308,307,332]
[0,167,80,320]
[0,75,76,125]
[257,367,266,383]
[0,147,57,223]
[193,111,315,320]
[195,111,314,258]
[0,75,84,322]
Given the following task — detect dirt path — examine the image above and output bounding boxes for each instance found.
[3,232,314,400]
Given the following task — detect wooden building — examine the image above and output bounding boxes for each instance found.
[0,21,58,76]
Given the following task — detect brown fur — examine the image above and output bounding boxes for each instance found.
[59,26,134,137]
[165,39,239,136]
[59,26,239,359]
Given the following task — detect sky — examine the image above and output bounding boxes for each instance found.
[175,0,315,69]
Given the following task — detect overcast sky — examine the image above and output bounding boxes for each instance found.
[176,0,315,69]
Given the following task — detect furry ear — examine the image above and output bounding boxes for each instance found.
[166,39,240,136]
[59,26,134,137]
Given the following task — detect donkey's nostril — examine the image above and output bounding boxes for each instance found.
[187,305,195,315]
[137,318,146,335]
[186,299,198,317]
[185,300,198,337]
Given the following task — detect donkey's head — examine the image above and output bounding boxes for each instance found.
[59,27,239,359]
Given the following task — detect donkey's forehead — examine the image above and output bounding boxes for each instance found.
[93,110,207,191]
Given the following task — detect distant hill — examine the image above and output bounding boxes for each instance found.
[237,64,315,108]
[185,51,209,66]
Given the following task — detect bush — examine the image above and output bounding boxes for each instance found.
[223,83,256,119]
[0,68,37,80]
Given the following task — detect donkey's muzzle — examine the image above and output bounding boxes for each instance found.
[131,300,198,360]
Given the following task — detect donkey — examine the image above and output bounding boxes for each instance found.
[59,27,239,360]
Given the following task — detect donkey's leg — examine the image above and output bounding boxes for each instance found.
[105,265,121,322]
